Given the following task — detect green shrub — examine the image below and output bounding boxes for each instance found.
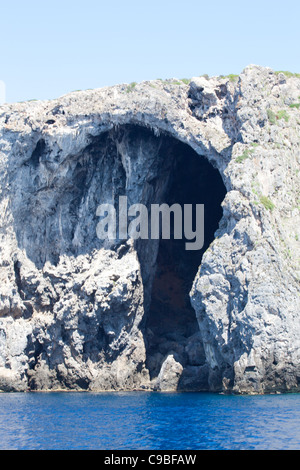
[236,144,258,163]
[289,101,300,109]
[267,108,276,124]
[275,71,300,79]
[227,74,239,82]
[277,110,290,122]
[219,74,239,82]
[126,82,137,93]
[260,195,275,211]
[236,149,251,163]
[267,108,290,124]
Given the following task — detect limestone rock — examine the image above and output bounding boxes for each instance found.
[0,65,299,393]
[155,354,184,391]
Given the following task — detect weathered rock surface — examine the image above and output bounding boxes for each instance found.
[0,65,299,394]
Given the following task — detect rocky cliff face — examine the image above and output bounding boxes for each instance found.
[0,65,299,394]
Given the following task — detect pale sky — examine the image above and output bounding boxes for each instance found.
[0,0,299,103]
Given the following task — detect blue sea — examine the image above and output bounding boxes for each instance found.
[0,392,299,450]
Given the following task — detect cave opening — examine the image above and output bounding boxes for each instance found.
[143,139,227,383]
[13,121,227,390]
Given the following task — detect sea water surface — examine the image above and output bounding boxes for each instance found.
[0,392,299,450]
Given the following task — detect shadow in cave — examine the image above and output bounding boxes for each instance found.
[143,141,227,386]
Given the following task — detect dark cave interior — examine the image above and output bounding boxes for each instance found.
[143,139,227,379]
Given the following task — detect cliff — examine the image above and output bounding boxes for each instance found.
[0,65,299,393]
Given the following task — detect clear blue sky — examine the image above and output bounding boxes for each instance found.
[1,0,299,103]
